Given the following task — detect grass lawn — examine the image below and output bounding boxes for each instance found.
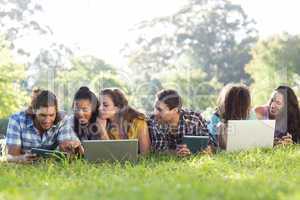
[0,145,300,200]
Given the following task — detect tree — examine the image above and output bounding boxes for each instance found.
[29,43,75,89]
[161,68,222,111]
[0,0,50,50]
[246,33,300,106]
[55,55,128,111]
[123,0,257,84]
[0,37,27,118]
[1,0,77,94]
[129,74,163,113]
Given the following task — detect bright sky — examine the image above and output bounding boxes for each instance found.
[32,0,300,66]
[236,0,300,37]
[38,0,187,66]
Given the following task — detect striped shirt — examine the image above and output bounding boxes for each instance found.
[5,111,79,152]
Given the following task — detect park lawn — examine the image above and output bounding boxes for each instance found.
[0,145,300,200]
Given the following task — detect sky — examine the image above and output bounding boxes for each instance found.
[29,0,300,66]
[235,0,300,36]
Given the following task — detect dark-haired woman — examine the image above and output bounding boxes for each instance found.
[255,85,300,144]
[70,87,101,140]
[207,84,256,149]
[97,88,150,154]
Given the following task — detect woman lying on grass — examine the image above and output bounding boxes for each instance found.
[255,86,300,145]
[97,88,151,155]
[208,84,256,150]
[70,87,101,141]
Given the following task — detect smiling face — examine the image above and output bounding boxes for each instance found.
[154,100,178,123]
[74,99,93,125]
[99,94,119,120]
[269,92,285,118]
[35,106,57,131]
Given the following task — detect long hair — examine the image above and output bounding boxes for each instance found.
[26,87,42,115]
[271,86,300,143]
[72,87,100,139]
[217,84,251,123]
[100,88,145,138]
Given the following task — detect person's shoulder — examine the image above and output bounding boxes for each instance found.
[55,110,69,124]
[145,114,159,127]
[182,109,202,115]
[146,114,156,122]
[58,110,67,119]
[132,116,146,122]
[182,109,205,121]
[9,111,27,121]
[132,117,147,128]
[210,113,221,122]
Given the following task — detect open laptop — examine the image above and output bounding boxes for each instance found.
[82,139,138,163]
[226,120,275,151]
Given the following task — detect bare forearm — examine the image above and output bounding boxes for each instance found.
[7,146,22,156]
[138,129,151,155]
[6,146,37,163]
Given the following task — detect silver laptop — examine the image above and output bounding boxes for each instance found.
[226,120,275,151]
[82,139,138,163]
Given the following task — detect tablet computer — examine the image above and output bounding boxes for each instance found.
[31,148,67,159]
[182,135,209,154]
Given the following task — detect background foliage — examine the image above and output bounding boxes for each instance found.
[0,0,299,128]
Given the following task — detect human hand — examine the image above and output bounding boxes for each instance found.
[200,145,214,156]
[59,140,84,155]
[96,117,110,140]
[176,144,191,157]
[274,133,293,146]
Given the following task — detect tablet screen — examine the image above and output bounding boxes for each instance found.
[182,136,209,154]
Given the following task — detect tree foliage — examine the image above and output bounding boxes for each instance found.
[55,55,127,111]
[0,0,50,50]
[123,0,257,84]
[0,37,27,118]
[246,33,300,105]
[161,68,222,111]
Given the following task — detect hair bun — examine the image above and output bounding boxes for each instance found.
[78,86,90,92]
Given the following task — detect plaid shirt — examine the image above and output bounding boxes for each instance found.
[5,111,79,152]
[148,109,209,151]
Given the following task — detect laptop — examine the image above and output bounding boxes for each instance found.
[226,120,275,151]
[82,139,138,163]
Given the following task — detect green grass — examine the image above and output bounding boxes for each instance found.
[1,145,300,200]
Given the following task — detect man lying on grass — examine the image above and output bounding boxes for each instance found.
[148,89,210,157]
[4,90,83,163]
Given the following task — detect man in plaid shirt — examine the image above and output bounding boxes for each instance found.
[5,90,83,163]
[148,89,209,156]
